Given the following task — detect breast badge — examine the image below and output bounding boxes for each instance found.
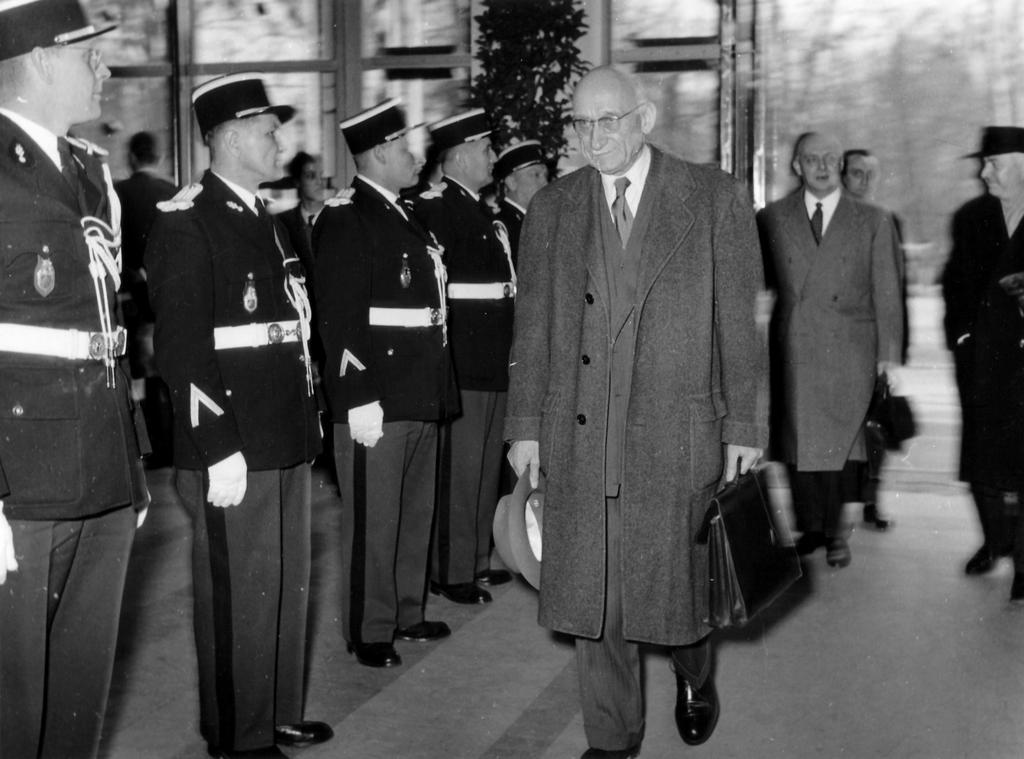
[34,250,54,297]
[243,273,258,313]
[400,253,412,288]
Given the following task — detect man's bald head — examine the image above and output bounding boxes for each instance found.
[571,66,655,176]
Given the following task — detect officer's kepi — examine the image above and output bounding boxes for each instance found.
[339,98,422,156]
[428,108,492,154]
[191,73,296,135]
[494,140,544,182]
[0,0,116,62]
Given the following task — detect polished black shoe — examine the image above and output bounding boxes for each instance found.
[395,620,452,642]
[795,531,826,556]
[429,581,492,604]
[825,537,851,568]
[863,503,891,530]
[1011,574,1024,603]
[274,721,334,748]
[965,545,997,575]
[207,745,286,758]
[347,641,402,668]
[580,745,641,758]
[475,568,513,586]
[674,673,719,746]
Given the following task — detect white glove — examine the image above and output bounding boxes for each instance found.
[207,451,247,508]
[348,401,384,448]
[0,500,18,585]
[509,440,540,489]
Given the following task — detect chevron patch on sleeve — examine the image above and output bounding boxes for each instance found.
[339,349,366,377]
[190,383,225,428]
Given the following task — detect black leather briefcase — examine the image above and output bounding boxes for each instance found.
[701,467,801,628]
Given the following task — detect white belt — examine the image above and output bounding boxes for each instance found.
[447,282,515,300]
[214,320,301,349]
[0,323,126,361]
[368,307,444,328]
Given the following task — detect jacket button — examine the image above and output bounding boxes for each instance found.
[387,348,395,356]
[577,413,586,425]
[12,404,23,416]
[581,354,590,364]
[585,293,594,304]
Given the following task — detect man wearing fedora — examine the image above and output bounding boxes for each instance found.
[413,108,517,605]
[493,139,549,261]
[505,66,766,757]
[943,125,1024,601]
[313,99,458,669]
[146,74,330,757]
[0,3,150,757]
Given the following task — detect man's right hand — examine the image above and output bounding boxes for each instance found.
[0,500,18,585]
[348,401,384,448]
[508,440,540,489]
[207,451,247,508]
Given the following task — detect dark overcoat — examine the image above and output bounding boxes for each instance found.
[942,193,1024,489]
[758,193,903,470]
[504,147,768,645]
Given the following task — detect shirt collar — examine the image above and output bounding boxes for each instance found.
[803,187,841,217]
[505,198,527,215]
[212,170,260,215]
[600,144,652,214]
[357,174,410,220]
[443,174,480,202]
[0,107,61,169]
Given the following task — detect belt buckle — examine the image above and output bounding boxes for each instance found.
[429,308,441,326]
[88,332,106,360]
[267,323,284,344]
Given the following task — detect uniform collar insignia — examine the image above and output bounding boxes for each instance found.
[226,199,244,213]
[418,180,446,199]
[9,139,34,167]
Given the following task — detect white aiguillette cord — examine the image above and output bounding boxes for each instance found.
[267,216,314,396]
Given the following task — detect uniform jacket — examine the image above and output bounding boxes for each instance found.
[942,193,1024,488]
[277,204,316,285]
[758,192,903,470]
[312,177,458,422]
[504,147,768,644]
[0,114,147,520]
[147,170,321,471]
[412,178,515,392]
[494,198,525,267]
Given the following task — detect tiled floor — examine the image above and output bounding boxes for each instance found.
[96,294,1024,759]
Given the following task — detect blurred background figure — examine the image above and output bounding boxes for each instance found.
[493,139,549,262]
[276,150,325,279]
[116,130,176,468]
[942,126,1024,602]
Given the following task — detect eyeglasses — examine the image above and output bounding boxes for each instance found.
[62,45,103,72]
[800,153,840,170]
[572,104,642,137]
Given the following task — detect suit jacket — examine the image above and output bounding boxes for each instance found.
[0,114,147,519]
[146,170,321,471]
[504,146,768,644]
[312,177,458,422]
[943,193,1024,488]
[115,169,177,280]
[758,192,902,470]
[412,178,515,392]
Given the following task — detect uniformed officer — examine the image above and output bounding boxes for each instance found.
[492,139,549,262]
[313,99,457,669]
[412,109,516,604]
[0,3,150,758]
[146,74,331,758]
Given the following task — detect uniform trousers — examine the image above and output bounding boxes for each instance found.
[336,420,437,643]
[177,463,312,752]
[789,461,858,538]
[433,388,507,584]
[574,496,710,751]
[0,505,136,759]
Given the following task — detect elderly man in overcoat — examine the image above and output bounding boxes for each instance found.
[758,132,903,569]
[505,66,767,758]
[943,126,1024,601]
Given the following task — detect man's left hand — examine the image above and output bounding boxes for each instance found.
[724,444,763,482]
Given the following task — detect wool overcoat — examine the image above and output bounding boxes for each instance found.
[504,147,768,645]
[758,193,903,471]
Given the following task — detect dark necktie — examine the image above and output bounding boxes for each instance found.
[810,201,823,245]
[612,177,633,248]
[57,137,78,189]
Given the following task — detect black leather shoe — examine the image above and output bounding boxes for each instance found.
[475,568,513,586]
[207,746,286,758]
[863,503,891,530]
[674,673,719,746]
[395,620,452,642]
[274,721,334,747]
[429,581,492,604]
[1011,574,1024,603]
[795,531,826,556]
[347,641,402,668]
[826,537,851,568]
[965,545,998,575]
[580,745,641,758]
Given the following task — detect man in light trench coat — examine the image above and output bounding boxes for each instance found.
[505,66,768,758]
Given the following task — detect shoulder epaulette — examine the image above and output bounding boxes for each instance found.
[157,183,203,212]
[324,187,355,207]
[418,181,446,200]
[65,135,108,157]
